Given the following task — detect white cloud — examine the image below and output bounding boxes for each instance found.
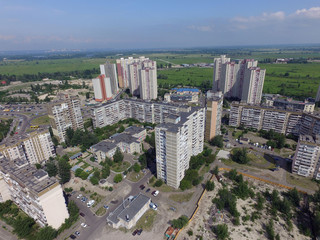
[294,7,320,19]
[188,25,213,32]
[232,11,285,23]
[0,35,15,41]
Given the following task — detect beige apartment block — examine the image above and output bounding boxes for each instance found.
[0,155,69,229]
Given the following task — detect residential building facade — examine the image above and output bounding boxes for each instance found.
[91,99,190,129]
[0,130,56,164]
[205,91,223,141]
[155,107,205,188]
[0,155,69,229]
[92,75,112,102]
[48,95,83,142]
[229,102,302,136]
[100,62,119,95]
[212,55,265,104]
[292,135,320,179]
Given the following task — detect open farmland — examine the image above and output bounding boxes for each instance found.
[261,63,320,99]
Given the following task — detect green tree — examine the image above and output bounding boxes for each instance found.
[231,148,249,164]
[101,165,110,178]
[209,135,223,148]
[154,179,163,187]
[113,174,123,183]
[113,148,124,163]
[171,215,189,228]
[205,180,215,191]
[118,125,125,133]
[90,177,99,185]
[45,160,58,177]
[58,157,71,184]
[214,224,229,240]
[133,163,141,173]
[213,166,219,175]
[138,154,147,169]
[34,226,57,240]
[13,216,35,238]
[179,179,192,190]
[266,219,275,240]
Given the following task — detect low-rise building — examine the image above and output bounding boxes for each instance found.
[0,154,69,229]
[90,126,143,162]
[106,194,151,229]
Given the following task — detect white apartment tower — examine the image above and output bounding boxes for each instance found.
[292,135,320,179]
[139,67,158,100]
[0,155,69,229]
[155,108,205,189]
[213,55,265,104]
[48,95,84,142]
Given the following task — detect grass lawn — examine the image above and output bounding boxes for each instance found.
[286,172,319,192]
[221,158,262,173]
[169,192,194,203]
[134,209,157,231]
[152,183,181,193]
[95,207,106,216]
[90,193,104,203]
[233,130,243,139]
[30,115,50,125]
[199,165,211,176]
[247,152,275,169]
[110,161,131,172]
[127,171,145,182]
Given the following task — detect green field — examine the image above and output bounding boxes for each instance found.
[260,63,320,99]
[158,67,212,88]
[0,58,105,75]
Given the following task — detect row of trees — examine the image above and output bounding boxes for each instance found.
[0,119,12,141]
[258,129,286,149]
[65,128,98,152]
[45,155,71,184]
[179,147,215,190]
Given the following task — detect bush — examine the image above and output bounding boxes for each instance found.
[214,224,229,240]
[113,174,123,183]
[109,187,113,191]
[154,179,163,187]
[266,219,275,240]
[205,180,215,191]
[171,215,189,229]
[80,187,85,192]
[187,230,193,236]
[64,187,73,193]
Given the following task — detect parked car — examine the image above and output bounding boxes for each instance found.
[146,188,151,193]
[103,205,109,209]
[137,229,143,235]
[132,229,138,236]
[152,190,159,197]
[80,212,85,217]
[75,231,80,236]
[139,185,145,190]
[81,223,87,228]
[69,234,76,239]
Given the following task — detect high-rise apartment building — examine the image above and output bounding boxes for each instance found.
[205,91,223,141]
[139,67,157,100]
[100,63,119,95]
[155,108,205,189]
[91,99,190,128]
[92,75,112,102]
[212,55,265,104]
[229,102,302,136]
[0,130,56,164]
[292,135,320,179]
[316,84,320,102]
[0,154,69,229]
[116,57,157,100]
[48,95,83,142]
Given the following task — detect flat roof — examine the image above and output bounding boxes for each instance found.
[107,194,150,224]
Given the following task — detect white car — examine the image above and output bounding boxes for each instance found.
[77,194,82,199]
[81,223,87,228]
[153,190,159,197]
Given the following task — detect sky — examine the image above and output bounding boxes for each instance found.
[0,0,320,51]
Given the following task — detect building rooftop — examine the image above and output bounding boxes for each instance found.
[91,141,117,153]
[123,126,145,135]
[111,133,140,145]
[107,194,150,224]
[299,135,320,144]
[0,156,58,195]
[69,152,82,160]
[172,88,199,93]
